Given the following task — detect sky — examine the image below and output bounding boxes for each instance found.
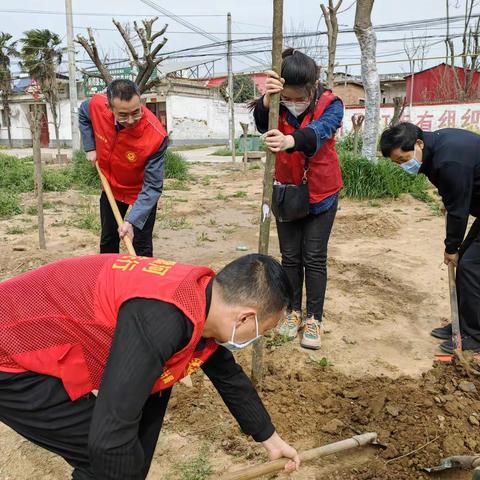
[2,0,478,78]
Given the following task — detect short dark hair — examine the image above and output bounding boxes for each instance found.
[106,79,140,105]
[379,122,424,157]
[214,254,292,321]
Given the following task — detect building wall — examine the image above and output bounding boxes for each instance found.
[2,92,257,147]
[0,102,32,146]
[166,94,255,143]
[341,102,480,134]
[381,81,406,104]
[405,64,480,104]
[0,98,81,147]
[332,84,364,106]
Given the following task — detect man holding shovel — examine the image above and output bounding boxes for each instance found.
[0,253,300,479]
[79,79,168,257]
[380,122,480,353]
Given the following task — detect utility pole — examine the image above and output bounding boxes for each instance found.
[65,0,80,152]
[251,0,283,387]
[227,12,236,162]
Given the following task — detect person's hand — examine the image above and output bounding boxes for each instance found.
[86,150,97,167]
[261,432,300,473]
[440,202,446,215]
[263,70,285,109]
[118,221,134,242]
[444,252,459,267]
[264,130,294,153]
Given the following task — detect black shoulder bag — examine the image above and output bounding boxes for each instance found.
[271,157,310,223]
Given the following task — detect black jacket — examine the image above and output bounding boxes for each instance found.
[419,128,480,253]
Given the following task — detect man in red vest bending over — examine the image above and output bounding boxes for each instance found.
[0,254,300,479]
[79,79,168,257]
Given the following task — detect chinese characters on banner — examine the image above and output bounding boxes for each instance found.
[342,103,480,134]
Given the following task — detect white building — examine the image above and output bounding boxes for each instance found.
[0,62,257,148]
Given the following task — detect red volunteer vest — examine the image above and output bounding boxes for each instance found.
[275,90,343,204]
[89,94,167,204]
[0,254,218,400]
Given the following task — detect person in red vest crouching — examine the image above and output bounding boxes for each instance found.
[252,49,343,350]
[79,79,168,257]
[0,253,300,479]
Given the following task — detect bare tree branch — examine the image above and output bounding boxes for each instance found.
[321,0,342,89]
[143,78,163,92]
[76,17,168,94]
[151,36,168,58]
[150,24,168,44]
[79,68,104,80]
[134,21,150,60]
[112,19,139,67]
[75,28,113,84]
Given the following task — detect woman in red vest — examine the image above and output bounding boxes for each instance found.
[253,49,343,350]
[0,253,299,478]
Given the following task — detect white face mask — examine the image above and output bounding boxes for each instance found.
[215,315,260,352]
[281,100,310,117]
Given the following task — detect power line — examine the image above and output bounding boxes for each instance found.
[139,0,265,66]
[0,8,224,17]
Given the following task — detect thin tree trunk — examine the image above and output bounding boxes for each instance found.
[30,104,46,249]
[51,104,61,158]
[3,101,12,148]
[354,0,380,161]
[251,0,283,388]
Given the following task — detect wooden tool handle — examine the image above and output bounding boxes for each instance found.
[219,433,378,480]
[95,163,136,256]
[444,213,462,354]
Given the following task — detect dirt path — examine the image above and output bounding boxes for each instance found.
[1,161,477,480]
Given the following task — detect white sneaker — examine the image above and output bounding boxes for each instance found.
[301,316,322,350]
[276,310,303,340]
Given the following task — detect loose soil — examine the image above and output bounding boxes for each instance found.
[0,161,477,479]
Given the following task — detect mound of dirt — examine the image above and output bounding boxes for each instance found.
[333,212,401,239]
[166,347,480,479]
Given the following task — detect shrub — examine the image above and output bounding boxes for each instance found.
[339,151,431,201]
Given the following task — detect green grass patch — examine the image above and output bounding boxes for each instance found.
[165,180,190,191]
[232,190,247,198]
[167,445,212,480]
[0,191,21,218]
[211,146,232,156]
[170,144,216,152]
[165,150,189,181]
[71,150,100,192]
[339,151,431,202]
[215,192,230,202]
[6,226,25,235]
[26,205,38,216]
[71,203,100,233]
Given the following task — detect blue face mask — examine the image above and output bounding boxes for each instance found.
[216,315,260,352]
[400,158,421,175]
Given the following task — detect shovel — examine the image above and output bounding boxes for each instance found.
[424,455,480,478]
[96,163,136,256]
[434,214,480,376]
[218,432,379,480]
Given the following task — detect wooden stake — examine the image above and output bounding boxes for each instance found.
[251,0,284,388]
[219,432,378,480]
[240,122,249,173]
[96,163,136,256]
